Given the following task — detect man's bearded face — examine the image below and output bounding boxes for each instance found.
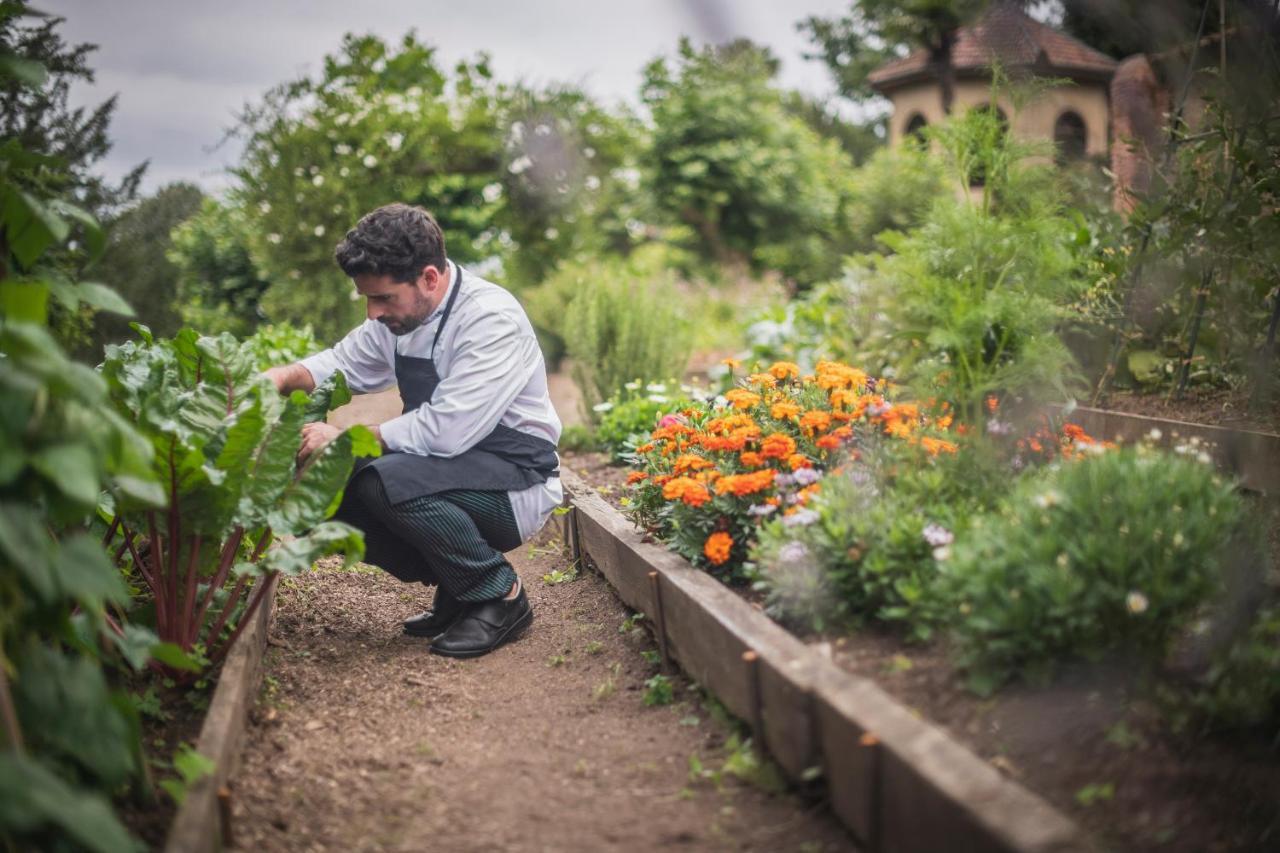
[355,269,443,336]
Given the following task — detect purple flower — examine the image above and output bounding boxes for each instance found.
[986,419,1012,436]
[792,467,823,486]
[774,473,797,488]
[782,509,820,528]
[747,503,777,517]
[867,401,891,418]
[778,541,810,563]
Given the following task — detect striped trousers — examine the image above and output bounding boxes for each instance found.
[332,469,521,602]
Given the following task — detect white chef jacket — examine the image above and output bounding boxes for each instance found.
[300,260,563,542]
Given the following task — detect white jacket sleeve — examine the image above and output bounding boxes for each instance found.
[298,320,396,393]
[377,312,537,457]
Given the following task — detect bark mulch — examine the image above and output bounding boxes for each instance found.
[229,525,853,852]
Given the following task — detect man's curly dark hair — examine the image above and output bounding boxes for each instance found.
[334,203,447,282]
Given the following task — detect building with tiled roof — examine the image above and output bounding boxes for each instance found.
[869,2,1119,162]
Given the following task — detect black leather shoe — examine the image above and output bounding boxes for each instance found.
[430,584,533,659]
[403,588,465,639]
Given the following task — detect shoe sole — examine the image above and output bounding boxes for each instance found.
[429,608,533,659]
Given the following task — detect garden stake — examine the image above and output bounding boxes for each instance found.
[217,785,234,848]
[647,571,671,672]
[742,649,765,759]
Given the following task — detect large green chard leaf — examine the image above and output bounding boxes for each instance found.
[303,369,352,422]
[268,424,379,535]
[248,520,366,577]
[237,389,309,528]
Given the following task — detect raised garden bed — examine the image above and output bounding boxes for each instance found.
[162,576,279,853]
[556,468,1083,853]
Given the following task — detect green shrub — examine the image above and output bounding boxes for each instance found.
[944,445,1246,695]
[594,381,693,462]
[752,436,1009,638]
[557,423,600,454]
[565,259,690,423]
[1191,603,1280,734]
[846,144,945,252]
[244,322,322,371]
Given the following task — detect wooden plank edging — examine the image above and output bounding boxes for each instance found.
[1050,404,1280,494]
[558,468,1085,853]
[165,574,279,853]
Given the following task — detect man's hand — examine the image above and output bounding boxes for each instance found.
[298,422,341,462]
[265,363,317,395]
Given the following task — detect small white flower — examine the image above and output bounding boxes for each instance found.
[648,394,668,403]
[363,154,378,168]
[646,383,667,393]
[385,132,404,151]
[584,174,601,190]
[313,225,326,237]
[267,233,282,244]
[258,201,272,214]
[624,380,641,391]
[922,523,954,547]
[591,401,614,413]
[1126,591,1149,614]
[544,227,559,240]
[747,503,777,517]
[1196,451,1212,465]
[1147,428,1163,441]
[508,155,532,175]
[932,545,952,561]
[583,146,596,159]
[1033,490,1062,509]
[339,166,350,178]
[335,143,352,156]
[1056,552,1070,569]
[312,174,325,186]
[482,183,503,203]
[293,167,305,177]
[1173,531,1185,548]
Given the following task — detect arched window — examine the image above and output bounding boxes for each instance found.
[903,112,928,146]
[1054,111,1088,162]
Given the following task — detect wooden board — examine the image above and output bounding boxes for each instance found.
[165,575,279,853]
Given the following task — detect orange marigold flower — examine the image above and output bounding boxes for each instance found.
[768,361,801,381]
[1062,423,1087,441]
[704,531,733,565]
[626,471,649,484]
[724,388,762,410]
[721,358,742,370]
[829,388,859,410]
[799,410,832,435]
[795,483,822,504]
[985,395,1000,414]
[935,413,953,430]
[920,436,959,456]
[816,434,841,451]
[739,451,764,467]
[705,414,756,434]
[673,453,714,474]
[759,432,797,460]
[815,361,868,391]
[635,442,655,453]
[770,401,801,421]
[788,453,812,470]
[662,476,712,507]
[652,474,673,486]
[715,468,777,497]
[747,372,778,388]
[832,425,853,439]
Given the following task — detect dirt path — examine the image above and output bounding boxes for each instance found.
[230,526,853,852]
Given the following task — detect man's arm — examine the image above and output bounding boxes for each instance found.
[264,362,317,395]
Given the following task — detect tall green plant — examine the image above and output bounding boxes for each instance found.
[100,329,375,668]
[563,253,691,422]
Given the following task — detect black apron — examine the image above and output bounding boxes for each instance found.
[357,263,560,505]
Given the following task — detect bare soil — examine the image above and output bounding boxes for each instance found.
[229,527,853,852]
[1099,387,1280,435]
[566,452,1280,852]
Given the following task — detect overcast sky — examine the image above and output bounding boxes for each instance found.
[41,0,856,196]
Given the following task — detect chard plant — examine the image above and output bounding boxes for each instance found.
[100,327,377,671]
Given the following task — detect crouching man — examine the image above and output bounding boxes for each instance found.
[266,203,562,658]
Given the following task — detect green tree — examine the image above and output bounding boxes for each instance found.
[168,197,271,337]
[88,181,204,356]
[641,38,860,285]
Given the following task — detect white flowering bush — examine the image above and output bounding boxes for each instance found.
[943,444,1247,695]
[594,379,695,462]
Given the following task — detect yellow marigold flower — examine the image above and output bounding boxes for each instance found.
[787,453,812,471]
[747,372,777,388]
[799,410,832,435]
[724,388,762,410]
[662,476,711,507]
[715,468,777,497]
[673,453,714,474]
[768,361,801,380]
[920,436,959,456]
[829,388,860,410]
[770,401,801,421]
[759,432,797,460]
[704,531,733,565]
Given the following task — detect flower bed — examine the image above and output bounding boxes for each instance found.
[581,358,1280,851]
